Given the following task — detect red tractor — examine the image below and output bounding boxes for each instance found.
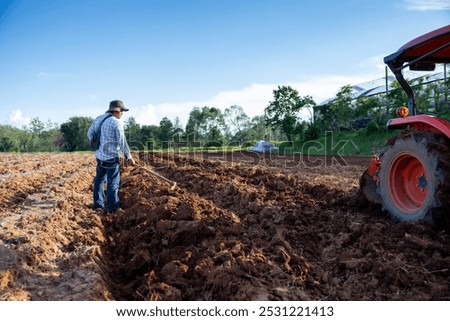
[360,25,450,225]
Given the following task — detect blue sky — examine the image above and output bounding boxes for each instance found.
[0,0,449,128]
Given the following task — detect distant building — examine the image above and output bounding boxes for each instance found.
[314,65,449,126]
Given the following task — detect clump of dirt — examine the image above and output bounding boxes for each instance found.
[0,153,111,300]
[102,152,450,300]
[0,152,449,301]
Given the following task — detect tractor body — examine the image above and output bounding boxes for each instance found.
[361,25,450,225]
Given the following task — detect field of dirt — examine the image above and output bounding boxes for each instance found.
[0,151,449,301]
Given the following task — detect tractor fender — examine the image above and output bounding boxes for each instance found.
[387,115,450,138]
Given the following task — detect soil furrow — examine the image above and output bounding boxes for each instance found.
[0,152,449,301]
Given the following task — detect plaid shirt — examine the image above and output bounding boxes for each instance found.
[87,113,132,161]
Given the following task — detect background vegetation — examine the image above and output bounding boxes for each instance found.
[1,73,448,156]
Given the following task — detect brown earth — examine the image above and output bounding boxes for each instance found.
[0,151,449,301]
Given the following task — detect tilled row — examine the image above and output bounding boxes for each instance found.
[1,152,449,300]
[100,153,450,300]
[0,153,109,300]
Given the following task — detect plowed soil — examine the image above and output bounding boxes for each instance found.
[0,151,449,301]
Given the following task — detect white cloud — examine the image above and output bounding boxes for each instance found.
[126,84,275,126]
[127,72,382,126]
[357,55,388,73]
[36,71,66,80]
[206,83,275,118]
[8,109,31,127]
[291,75,373,103]
[403,0,450,11]
[128,103,163,126]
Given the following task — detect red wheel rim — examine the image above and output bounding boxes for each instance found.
[388,153,428,214]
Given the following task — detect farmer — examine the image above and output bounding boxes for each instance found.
[87,99,135,213]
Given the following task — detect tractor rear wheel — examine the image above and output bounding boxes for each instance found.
[378,132,450,224]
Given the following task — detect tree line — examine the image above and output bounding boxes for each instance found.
[1,77,448,153]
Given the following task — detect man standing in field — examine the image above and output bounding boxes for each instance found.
[87,100,135,213]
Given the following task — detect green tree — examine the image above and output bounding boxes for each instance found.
[354,95,381,120]
[245,115,271,143]
[265,85,315,141]
[413,77,432,114]
[124,117,142,141]
[141,125,160,150]
[42,127,61,151]
[0,125,22,152]
[445,66,450,110]
[224,105,250,143]
[26,117,45,151]
[124,117,144,151]
[60,116,93,151]
[353,95,385,128]
[159,117,174,149]
[185,106,225,146]
[303,121,321,140]
[22,118,61,151]
[387,80,408,115]
[29,117,45,136]
[314,103,335,131]
[0,136,16,152]
[330,85,354,131]
[172,117,185,138]
[185,107,202,145]
[428,79,445,113]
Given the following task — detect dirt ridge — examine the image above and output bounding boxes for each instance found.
[0,152,449,301]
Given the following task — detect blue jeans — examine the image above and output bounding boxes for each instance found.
[93,158,120,212]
